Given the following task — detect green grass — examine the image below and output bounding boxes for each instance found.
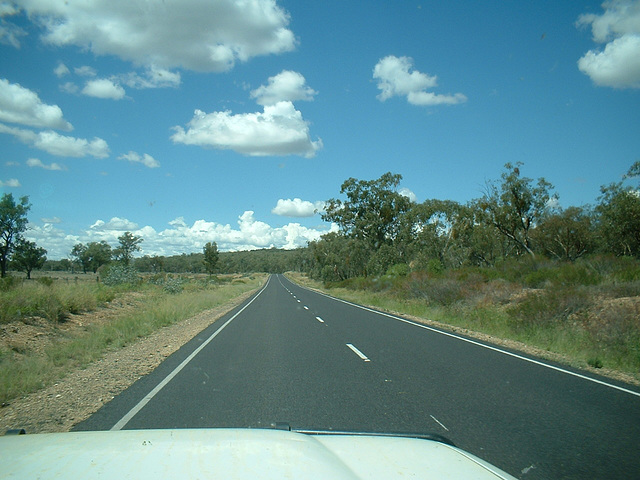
[0,274,266,404]
[0,280,118,323]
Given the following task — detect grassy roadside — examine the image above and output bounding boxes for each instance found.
[0,274,266,404]
[287,271,640,386]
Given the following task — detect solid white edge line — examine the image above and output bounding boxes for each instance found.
[293,281,640,398]
[347,343,371,362]
[110,276,272,431]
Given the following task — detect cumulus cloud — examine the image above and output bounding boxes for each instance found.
[41,216,62,224]
[17,0,296,72]
[53,62,70,78]
[90,217,140,232]
[171,101,322,158]
[398,187,417,203]
[577,0,640,88]
[272,198,325,217]
[27,212,333,259]
[82,78,126,100]
[121,66,181,89]
[0,123,109,158]
[251,70,317,106]
[74,66,97,77]
[26,157,66,171]
[373,55,467,106]
[0,178,20,187]
[0,19,26,48]
[118,151,160,168]
[0,78,73,130]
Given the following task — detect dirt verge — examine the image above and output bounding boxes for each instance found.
[0,289,257,434]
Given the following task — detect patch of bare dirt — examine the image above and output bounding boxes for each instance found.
[0,290,257,434]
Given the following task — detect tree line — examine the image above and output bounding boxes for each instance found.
[306,162,640,282]
[3,161,638,280]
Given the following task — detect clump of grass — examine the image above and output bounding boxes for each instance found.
[0,281,117,324]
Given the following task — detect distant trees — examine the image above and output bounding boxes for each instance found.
[306,162,640,283]
[71,241,113,273]
[203,241,219,275]
[114,232,143,265]
[11,240,47,279]
[0,194,31,277]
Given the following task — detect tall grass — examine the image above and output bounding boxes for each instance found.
[0,275,265,404]
[0,281,118,323]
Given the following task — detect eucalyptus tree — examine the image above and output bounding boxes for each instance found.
[12,240,46,279]
[596,161,640,257]
[0,194,31,277]
[480,162,557,258]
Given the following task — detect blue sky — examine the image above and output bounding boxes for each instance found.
[1,0,639,259]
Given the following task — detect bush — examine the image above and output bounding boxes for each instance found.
[506,287,590,332]
[0,276,21,292]
[163,277,184,294]
[101,264,140,286]
[386,263,409,277]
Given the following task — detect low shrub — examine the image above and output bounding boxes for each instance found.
[101,265,140,286]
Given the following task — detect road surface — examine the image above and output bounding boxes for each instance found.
[76,274,640,479]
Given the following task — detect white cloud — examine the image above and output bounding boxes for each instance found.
[0,18,26,48]
[27,212,333,259]
[74,66,97,77]
[121,66,181,89]
[0,78,73,130]
[118,151,160,168]
[54,62,70,78]
[18,0,296,72]
[373,55,467,106]
[82,78,126,100]
[250,70,317,106]
[272,198,325,217]
[0,178,20,187]
[26,157,66,171]
[0,123,110,158]
[171,101,322,158]
[60,82,79,94]
[577,1,640,88]
[90,217,140,232]
[398,187,417,203]
[41,216,62,224]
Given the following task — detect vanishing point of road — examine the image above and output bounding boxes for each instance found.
[76,274,640,480]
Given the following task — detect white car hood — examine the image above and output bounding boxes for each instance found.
[0,428,516,479]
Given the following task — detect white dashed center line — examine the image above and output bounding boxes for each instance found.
[346,343,370,362]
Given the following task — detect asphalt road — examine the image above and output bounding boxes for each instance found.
[75,274,640,479]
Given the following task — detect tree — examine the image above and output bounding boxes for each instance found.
[480,163,556,258]
[12,240,46,279]
[595,161,640,257]
[85,241,112,272]
[533,206,595,261]
[0,193,31,277]
[71,243,90,273]
[114,232,143,265]
[322,172,413,249]
[203,241,219,275]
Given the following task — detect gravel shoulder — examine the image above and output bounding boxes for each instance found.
[0,289,257,434]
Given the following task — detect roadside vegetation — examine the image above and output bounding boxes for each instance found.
[291,255,640,381]
[297,162,640,382]
[0,272,265,405]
